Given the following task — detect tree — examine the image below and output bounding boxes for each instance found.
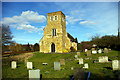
[2,24,14,53]
[25,43,31,51]
[33,43,39,51]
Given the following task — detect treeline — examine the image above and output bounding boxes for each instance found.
[3,43,39,53]
[77,35,120,51]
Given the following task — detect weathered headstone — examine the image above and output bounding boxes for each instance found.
[77,52,80,56]
[11,61,17,69]
[91,48,95,50]
[42,63,48,65]
[83,63,88,69]
[54,62,60,70]
[27,62,33,69]
[99,56,108,63]
[75,55,78,58]
[79,58,83,64]
[60,59,65,65]
[87,50,91,56]
[85,49,88,52]
[112,60,119,70]
[98,49,102,53]
[71,67,74,70]
[104,48,108,53]
[29,69,40,80]
[92,50,97,54]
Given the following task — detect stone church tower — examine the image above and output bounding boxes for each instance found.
[39,11,77,53]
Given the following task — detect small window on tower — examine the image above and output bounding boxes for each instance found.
[52,29,56,36]
[51,16,53,21]
[55,16,57,20]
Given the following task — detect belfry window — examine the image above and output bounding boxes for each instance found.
[52,29,56,36]
[51,16,53,21]
[55,16,57,20]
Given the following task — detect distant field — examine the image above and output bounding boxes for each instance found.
[2,50,119,79]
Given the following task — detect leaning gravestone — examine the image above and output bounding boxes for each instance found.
[60,59,65,65]
[54,62,61,70]
[29,69,40,80]
[112,60,119,70]
[99,56,108,63]
[98,49,102,53]
[79,58,83,64]
[92,50,97,54]
[86,50,91,56]
[83,63,88,69]
[11,61,17,69]
[27,62,33,69]
[85,49,88,52]
[104,48,108,53]
[77,52,80,56]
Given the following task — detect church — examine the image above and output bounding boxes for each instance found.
[39,11,78,53]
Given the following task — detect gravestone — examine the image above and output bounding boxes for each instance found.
[87,50,91,56]
[71,67,74,70]
[29,69,40,80]
[83,63,88,69]
[99,56,108,63]
[92,50,97,54]
[91,48,95,50]
[79,58,83,64]
[77,52,80,56]
[11,61,17,69]
[75,55,78,58]
[27,62,33,69]
[60,59,65,65]
[54,62,60,70]
[42,63,48,65]
[85,49,88,52]
[112,60,119,70]
[104,48,108,53]
[98,49,102,53]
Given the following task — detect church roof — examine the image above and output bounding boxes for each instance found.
[67,33,78,43]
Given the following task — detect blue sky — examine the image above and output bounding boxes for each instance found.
[2,2,118,44]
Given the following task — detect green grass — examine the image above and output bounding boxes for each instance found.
[2,50,119,79]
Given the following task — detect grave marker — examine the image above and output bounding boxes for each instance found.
[75,55,78,58]
[92,50,97,54]
[83,63,88,69]
[11,61,17,69]
[87,50,91,56]
[104,48,108,53]
[77,52,80,56]
[29,69,40,80]
[99,56,108,63]
[98,49,102,53]
[27,62,33,69]
[54,62,60,70]
[112,60,119,70]
[60,59,65,65]
[85,49,88,52]
[79,58,83,64]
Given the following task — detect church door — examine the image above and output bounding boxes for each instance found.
[51,43,55,52]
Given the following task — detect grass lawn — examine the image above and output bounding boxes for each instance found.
[2,50,119,79]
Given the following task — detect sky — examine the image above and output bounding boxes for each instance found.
[1,2,118,44]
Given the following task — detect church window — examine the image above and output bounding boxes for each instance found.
[55,16,57,20]
[52,29,56,36]
[51,16,53,21]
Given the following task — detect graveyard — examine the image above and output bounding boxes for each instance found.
[2,50,119,79]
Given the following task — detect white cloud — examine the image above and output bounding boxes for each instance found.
[2,10,46,33]
[80,21,88,24]
[79,20,94,24]
[66,15,82,24]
